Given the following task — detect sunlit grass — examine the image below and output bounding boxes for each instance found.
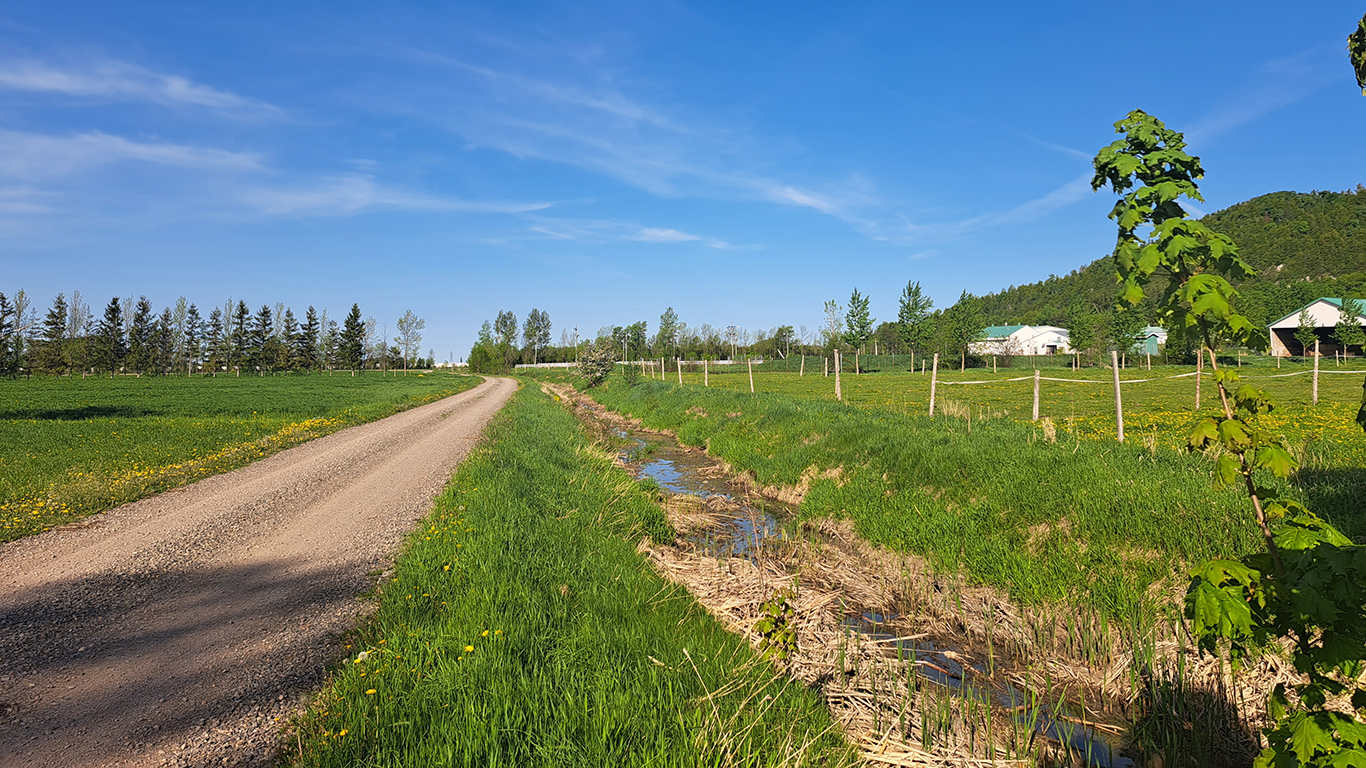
[0,373,481,541]
[569,369,1366,621]
[293,385,853,768]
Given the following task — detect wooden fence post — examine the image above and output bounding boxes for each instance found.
[1112,350,1124,443]
[677,358,682,385]
[1195,350,1202,411]
[992,355,997,374]
[824,356,828,377]
[1313,340,1320,405]
[800,355,805,377]
[748,357,755,393]
[929,353,939,416]
[1146,351,1151,370]
[704,358,709,387]
[835,350,842,401]
[1032,369,1041,422]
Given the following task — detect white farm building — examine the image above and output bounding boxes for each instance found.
[970,325,1072,356]
[1268,297,1366,357]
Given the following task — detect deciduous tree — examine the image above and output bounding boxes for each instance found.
[396,309,425,372]
[897,280,935,357]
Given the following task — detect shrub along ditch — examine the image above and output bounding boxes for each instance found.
[292,384,853,767]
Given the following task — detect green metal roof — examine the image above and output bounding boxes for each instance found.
[982,325,1026,338]
[1267,298,1349,328]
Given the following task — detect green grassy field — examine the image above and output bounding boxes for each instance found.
[0,373,481,542]
[563,373,1366,621]
[292,384,853,767]
[657,358,1366,465]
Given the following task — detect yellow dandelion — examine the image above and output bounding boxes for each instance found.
[365,689,377,695]
[464,645,474,653]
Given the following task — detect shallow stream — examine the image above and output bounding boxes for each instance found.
[611,421,1132,767]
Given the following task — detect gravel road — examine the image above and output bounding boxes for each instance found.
[0,376,517,768]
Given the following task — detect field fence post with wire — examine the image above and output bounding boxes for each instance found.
[1032,369,1041,422]
[1111,350,1125,443]
[1315,340,1321,405]
[834,350,842,401]
[929,353,938,417]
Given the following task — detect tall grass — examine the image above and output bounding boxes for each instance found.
[580,378,1329,619]
[292,385,854,767]
[0,373,481,541]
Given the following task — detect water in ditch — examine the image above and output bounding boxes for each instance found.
[614,423,1132,767]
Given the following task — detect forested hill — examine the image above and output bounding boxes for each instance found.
[978,186,1366,329]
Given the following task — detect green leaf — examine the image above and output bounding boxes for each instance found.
[1286,711,1338,763]
[1189,418,1219,449]
[1215,454,1242,488]
[1218,418,1252,450]
[1255,445,1297,479]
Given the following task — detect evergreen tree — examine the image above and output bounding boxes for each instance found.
[249,304,274,371]
[1293,308,1318,356]
[153,308,174,374]
[299,306,320,370]
[323,318,340,368]
[0,293,16,378]
[230,300,250,372]
[205,307,224,373]
[184,304,203,372]
[39,293,68,375]
[95,297,126,376]
[279,308,300,370]
[340,303,365,371]
[126,297,154,374]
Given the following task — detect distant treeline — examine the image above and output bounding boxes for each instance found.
[0,292,431,377]
[978,187,1366,331]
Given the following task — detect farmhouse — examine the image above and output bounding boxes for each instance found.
[971,325,1071,356]
[1268,298,1366,357]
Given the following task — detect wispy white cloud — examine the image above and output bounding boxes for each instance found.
[237,174,553,216]
[0,128,264,179]
[1186,43,1337,145]
[516,216,735,249]
[0,58,281,116]
[362,44,872,227]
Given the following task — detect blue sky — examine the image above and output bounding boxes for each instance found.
[3,1,1363,360]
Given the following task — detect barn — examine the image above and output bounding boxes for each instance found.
[971,325,1072,356]
[1267,298,1366,357]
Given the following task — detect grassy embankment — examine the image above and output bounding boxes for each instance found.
[665,356,1366,459]
[0,373,481,542]
[292,385,853,767]
[570,375,1366,621]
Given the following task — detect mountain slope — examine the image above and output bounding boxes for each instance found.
[978,186,1366,329]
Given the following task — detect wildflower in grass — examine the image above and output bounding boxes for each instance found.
[337,729,348,737]
[464,645,474,653]
[354,651,369,663]
[365,689,376,695]
[480,630,489,637]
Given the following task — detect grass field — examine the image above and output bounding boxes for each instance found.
[557,372,1366,621]
[654,357,1366,467]
[292,384,854,767]
[0,373,482,542]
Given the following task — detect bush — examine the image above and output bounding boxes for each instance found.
[576,340,616,388]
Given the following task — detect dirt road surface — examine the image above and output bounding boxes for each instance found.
[0,376,517,768]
